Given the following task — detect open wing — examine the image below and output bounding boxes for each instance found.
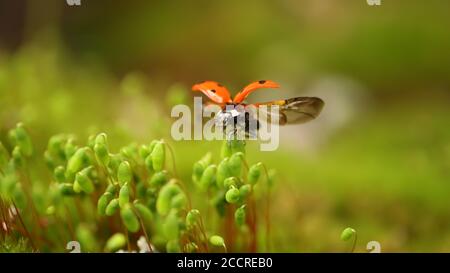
[251,97,324,125]
[192,81,232,104]
[233,80,280,104]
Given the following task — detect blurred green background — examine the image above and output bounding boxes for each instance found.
[1,0,449,252]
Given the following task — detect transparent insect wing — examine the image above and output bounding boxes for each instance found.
[192,81,232,104]
[255,97,324,125]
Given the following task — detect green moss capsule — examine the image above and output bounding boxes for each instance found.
[105,184,117,195]
[108,153,122,173]
[216,158,231,187]
[94,143,110,166]
[67,147,89,175]
[98,192,113,216]
[46,206,56,215]
[170,193,187,210]
[199,152,212,166]
[44,150,56,170]
[105,233,126,252]
[209,235,225,247]
[223,177,238,189]
[12,146,24,168]
[149,170,168,187]
[199,165,216,190]
[120,143,139,161]
[234,205,246,226]
[146,189,157,212]
[133,202,153,225]
[148,140,158,153]
[192,161,205,183]
[120,203,140,233]
[64,138,77,160]
[220,141,232,159]
[192,152,212,182]
[87,134,96,149]
[8,130,16,146]
[340,227,356,242]
[59,183,75,196]
[166,239,181,253]
[119,183,130,208]
[75,168,94,194]
[151,141,165,172]
[95,133,107,146]
[186,209,201,228]
[248,162,263,184]
[117,161,132,186]
[139,144,151,160]
[156,181,182,216]
[48,134,66,160]
[239,184,252,199]
[105,198,120,216]
[228,152,244,177]
[14,123,33,157]
[163,210,180,240]
[144,153,153,172]
[73,180,82,193]
[225,186,240,204]
[133,182,145,200]
[53,166,66,183]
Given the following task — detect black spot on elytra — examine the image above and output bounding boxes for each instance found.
[210,89,216,93]
[258,80,266,84]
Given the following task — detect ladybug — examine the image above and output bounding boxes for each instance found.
[192,80,324,138]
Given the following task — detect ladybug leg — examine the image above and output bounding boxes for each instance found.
[226,128,238,142]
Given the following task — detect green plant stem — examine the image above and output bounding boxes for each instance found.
[197,216,210,252]
[18,169,42,248]
[351,233,357,253]
[163,140,178,177]
[261,164,271,252]
[247,196,258,252]
[224,204,235,252]
[124,225,131,252]
[50,212,69,250]
[134,209,153,253]
[64,205,76,240]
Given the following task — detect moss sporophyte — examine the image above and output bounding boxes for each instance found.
[0,123,279,252]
